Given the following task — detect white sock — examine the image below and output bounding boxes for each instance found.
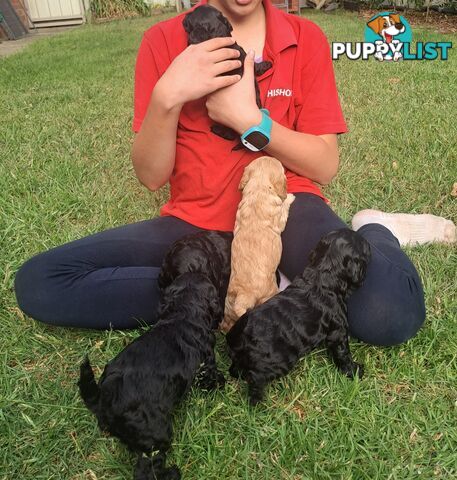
[352,209,456,246]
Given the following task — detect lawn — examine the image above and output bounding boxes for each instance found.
[1,8,456,480]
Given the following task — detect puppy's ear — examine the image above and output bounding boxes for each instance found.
[345,242,371,286]
[217,11,233,34]
[274,176,287,201]
[308,235,332,267]
[308,246,318,266]
[390,14,402,24]
[239,167,251,191]
[157,281,184,317]
[210,297,223,329]
[157,265,171,291]
[344,257,366,287]
[182,14,192,34]
[367,16,385,35]
[205,284,223,327]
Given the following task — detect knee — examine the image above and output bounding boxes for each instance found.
[15,252,54,322]
[347,272,426,346]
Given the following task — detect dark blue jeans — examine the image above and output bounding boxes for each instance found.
[15,193,425,346]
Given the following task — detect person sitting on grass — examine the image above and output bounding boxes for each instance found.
[15,0,455,346]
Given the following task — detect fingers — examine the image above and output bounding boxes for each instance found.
[213,59,242,76]
[241,49,255,82]
[203,36,236,51]
[210,47,241,63]
[212,74,241,90]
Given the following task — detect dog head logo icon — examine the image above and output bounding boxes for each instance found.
[368,14,405,43]
[364,12,412,61]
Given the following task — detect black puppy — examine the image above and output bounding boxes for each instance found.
[226,229,371,405]
[158,230,233,312]
[79,272,225,480]
[183,5,272,145]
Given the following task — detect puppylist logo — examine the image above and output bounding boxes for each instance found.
[332,12,452,61]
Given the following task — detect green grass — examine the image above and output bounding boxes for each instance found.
[1,9,456,480]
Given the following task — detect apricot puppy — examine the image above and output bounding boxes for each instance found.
[221,156,294,333]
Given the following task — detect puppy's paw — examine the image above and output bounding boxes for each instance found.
[229,363,241,378]
[232,141,244,151]
[343,362,364,380]
[216,370,226,388]
[135,454,180,480]
[166,465,181,480]
[199,379,218,391]
[354,362,364,379]
[248,394,262,407]
[248,382,265,406]
[211,124,237,141]
[197,370,226,391]
[285,193,295,205]
[254,61,272,76]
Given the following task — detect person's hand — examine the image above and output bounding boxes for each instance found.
[206,49,262,135]
[155,37,242,110]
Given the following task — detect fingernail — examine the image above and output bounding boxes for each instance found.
[248,49,255,59]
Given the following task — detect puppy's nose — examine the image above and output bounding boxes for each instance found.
[395,23,404,30]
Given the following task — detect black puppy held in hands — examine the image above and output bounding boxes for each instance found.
[78,273,225,480]
[226,229,371,406]
[183,5,272,144]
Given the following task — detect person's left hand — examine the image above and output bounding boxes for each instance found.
[206,49,262,135]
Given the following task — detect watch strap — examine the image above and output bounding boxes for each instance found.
[241,109,272,151]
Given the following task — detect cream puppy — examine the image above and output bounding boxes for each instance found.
[221,156,295,333]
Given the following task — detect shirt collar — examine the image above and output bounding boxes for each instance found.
[263,0,297,55]
[196,0,298,56]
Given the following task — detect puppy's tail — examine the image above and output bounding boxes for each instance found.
[78,355,100,415]
[134,452,181,480]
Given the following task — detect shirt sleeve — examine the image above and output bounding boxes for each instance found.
[132,30,163,133]
[295,28,348,136]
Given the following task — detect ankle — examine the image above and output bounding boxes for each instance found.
[352,210,456,247]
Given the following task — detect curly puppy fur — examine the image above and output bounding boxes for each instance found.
[226,229,371,405]
[158,230,233,313]
[183,5,272,145]
[221,157,295,333]
[78,272,225,480]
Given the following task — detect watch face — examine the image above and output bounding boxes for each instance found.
[245,131,269,150]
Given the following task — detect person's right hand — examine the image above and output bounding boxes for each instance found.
[154,37,242,109]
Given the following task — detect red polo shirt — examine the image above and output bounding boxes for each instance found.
[133,0,347,231]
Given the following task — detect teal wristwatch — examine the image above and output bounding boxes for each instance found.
[241,108,272,152]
